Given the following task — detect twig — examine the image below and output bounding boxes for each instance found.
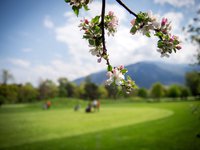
[115,0,138,18]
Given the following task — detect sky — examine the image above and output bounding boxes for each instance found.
[0,0,199,86]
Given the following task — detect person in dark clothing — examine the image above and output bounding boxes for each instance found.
[85,102,92,113]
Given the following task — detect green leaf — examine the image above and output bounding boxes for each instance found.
[83,35,90,39]
[95,38,101,46]
[121,69,128,74]
[133,83,138,89]
[94,26,101,34]
[127,75,132,80]
[107,65,113,71]
[130,26,137,34]
[137,12,147,22]
[83,5,89,11]
[137,12,144,19]
[145,32,151,37]
[72,6,79,17]
[173,48,177,53]
[91,16,100,24]
[173,39,179,45]
[157,40,163,48]
[88,39,95,45]
[155,31,163,37]
[65,0,70,3]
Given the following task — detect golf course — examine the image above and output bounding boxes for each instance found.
[0,98,200,150]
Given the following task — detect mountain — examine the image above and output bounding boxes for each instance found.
[74,61,200,88]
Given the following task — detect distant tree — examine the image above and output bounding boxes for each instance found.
[0,85,6,105]
[150,82,165,100]
[167,84,181,99]
[66,82,76,97]
[137,88,148,98]
[105,83,119,99]
[1,69,13,85]
[185,71,200,98]
[84,76,99,100]
[179,86,191,100]
[18,83,38,103]
[76,83,86,99]
[98,85,108,99]
[0,84,18,104]
[58,77,68,97]
[38,79,58,99]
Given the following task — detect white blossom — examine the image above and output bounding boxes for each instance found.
[106,67,124,86]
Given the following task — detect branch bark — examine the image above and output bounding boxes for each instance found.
[101,0,110,66]
[115,0,137,18]
[100,0,138,67]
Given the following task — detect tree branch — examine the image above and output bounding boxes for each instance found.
[115,0,137,18]
[101,0,110,66]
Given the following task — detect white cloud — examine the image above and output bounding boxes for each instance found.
[154,0,195,7]
[7,59,103,86]
[9,58,30,68]
[22,48,32,52]
[44,16,54,29]
[162,12,183,33]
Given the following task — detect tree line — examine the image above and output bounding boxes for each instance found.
[0,70,199,105]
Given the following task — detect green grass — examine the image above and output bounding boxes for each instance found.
[0,98,200,150]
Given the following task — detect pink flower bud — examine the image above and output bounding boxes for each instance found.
[108,11,114,16]
[84,19,89,24]
[131,19,135,26]
[161,18,168,26]
[170,35,175,42]
[176,45,182,50]
[119,65,124,70]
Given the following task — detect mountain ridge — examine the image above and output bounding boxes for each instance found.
[74,61,200,88]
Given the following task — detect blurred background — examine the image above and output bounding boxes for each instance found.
[0,0,200,150]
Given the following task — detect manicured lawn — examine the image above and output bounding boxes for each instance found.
[0,99,200,150]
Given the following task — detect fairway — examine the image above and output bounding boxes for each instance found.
[0,100,200,150]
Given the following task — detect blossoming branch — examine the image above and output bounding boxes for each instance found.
[130,11,181,57]
[65,0,182,94]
